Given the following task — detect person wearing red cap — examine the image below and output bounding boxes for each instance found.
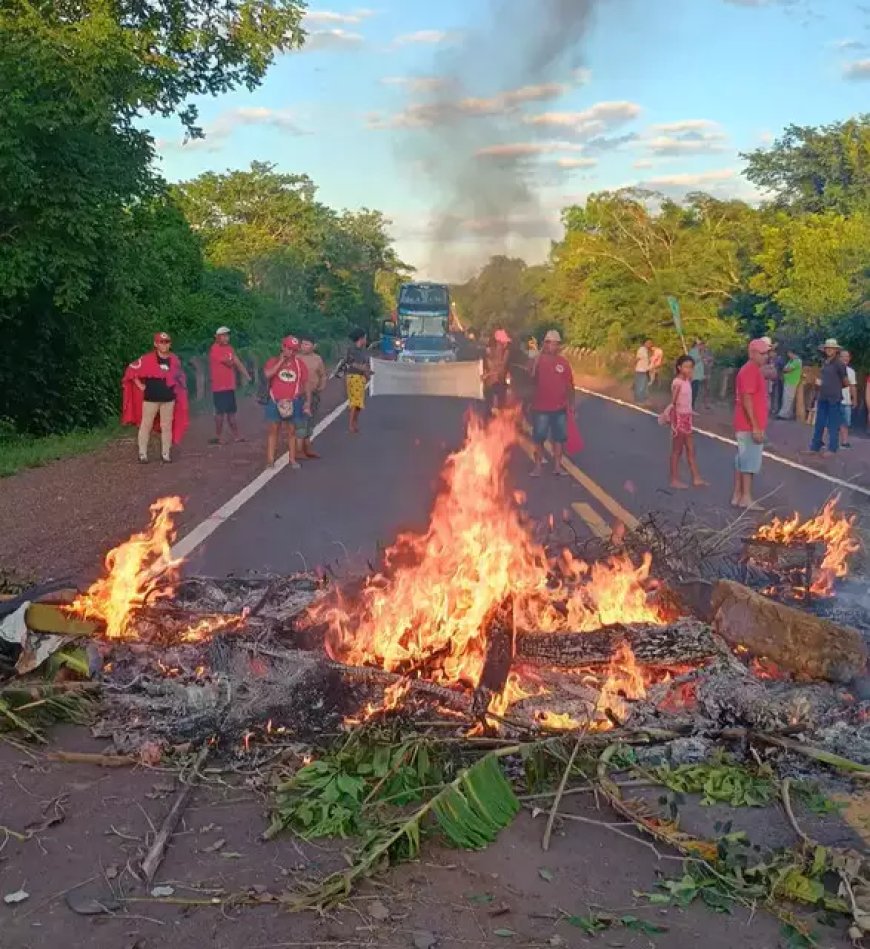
[732,338,771,508]
[483,329,510,415]
[263,336,311,469]
[121,332,189,463]
[209,327,251,444]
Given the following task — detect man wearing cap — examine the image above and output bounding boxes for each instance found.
[483,329,511,415]
[209,327,251,444]
[263,336,311,469]
[530,330,575,478]
[806,339,848,457]
[122,332,189,463]
[732,338,771,508]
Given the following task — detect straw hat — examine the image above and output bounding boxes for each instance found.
[820,338,842,351]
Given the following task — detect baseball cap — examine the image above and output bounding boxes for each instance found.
[215,326,231,336]
[153,331,171,344]
[748,338,771,356]
[544,329,562,343]
[282,335,300,351]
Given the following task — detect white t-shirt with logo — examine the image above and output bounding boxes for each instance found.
[842,366,857,406]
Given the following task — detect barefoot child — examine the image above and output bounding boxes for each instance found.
[664,355,707,489]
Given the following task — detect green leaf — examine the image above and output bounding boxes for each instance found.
[618,915,667,935]
[493,929,517,938]
[538,868,554,882]
[566,913,610,935]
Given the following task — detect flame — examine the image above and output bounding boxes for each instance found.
[594,642,646,727]
[69,496,184,639]
[345,681,412,726]
[753,497,859,596]
[323,412,663,694]
[535,710,582,731]
[488,673,545,718]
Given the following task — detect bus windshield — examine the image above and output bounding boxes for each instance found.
[399,285,449,311]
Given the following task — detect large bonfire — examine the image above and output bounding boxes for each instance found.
[321,410,662,693]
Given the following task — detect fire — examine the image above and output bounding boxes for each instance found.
[753,497,859,596]
[488,673,545,718]
[535,710,582,731]
[595,642,646,727]
[69,496,183,639]
[323,412,663,700]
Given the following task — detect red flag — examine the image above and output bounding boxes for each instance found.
[565,410,584,455]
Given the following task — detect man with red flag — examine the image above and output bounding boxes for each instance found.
[122,332,189,464]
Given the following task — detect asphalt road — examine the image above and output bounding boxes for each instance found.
[187,389,870,578]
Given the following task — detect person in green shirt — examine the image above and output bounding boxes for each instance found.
[777,349,802,420]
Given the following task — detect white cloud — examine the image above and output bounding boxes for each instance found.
[524,101,642,138]
[645,118,728,155]
[156,107,306,152]
[304,29,365,51]
[475,141,587,159]
[381,76,451,94]
[643,168,737,188]
[844,59,870,79]
[633,158,654,169]
[555,157,598,169]
[831,38,867,51]
[394,29,452,45]
[303,8,374,26]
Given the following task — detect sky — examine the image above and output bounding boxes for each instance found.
[148,0,870,281]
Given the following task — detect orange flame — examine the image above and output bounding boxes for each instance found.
[322,412,662,699]
[595,642,646,727]
[753,497,859,596]
[69,496,183,639]
[535,710,582,731]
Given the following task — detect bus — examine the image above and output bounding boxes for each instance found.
[380,282,453,357]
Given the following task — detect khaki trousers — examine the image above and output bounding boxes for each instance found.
[138,400,175,459]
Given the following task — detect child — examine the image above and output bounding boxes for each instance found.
[663,354,707,489]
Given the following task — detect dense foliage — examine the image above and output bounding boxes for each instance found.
[454,115,869,366]
[0,0,408,437]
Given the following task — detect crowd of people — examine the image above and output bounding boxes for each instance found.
[122,327,372,467]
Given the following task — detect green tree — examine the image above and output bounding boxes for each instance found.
[741,116,870,215]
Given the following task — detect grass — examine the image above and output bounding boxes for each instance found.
[0,423,123,478]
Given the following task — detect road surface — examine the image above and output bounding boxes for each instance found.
[184,388,870,578]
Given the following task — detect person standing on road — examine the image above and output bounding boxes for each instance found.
[297,337,327,459]
[777,349,802,420]
[663,354,707,490]
[648,344,664,388]
[263,336,310,469]
[840,349,857,449]
[731,338,771,509]
[344,328,372,435]
[530,330,575,479]
[687,339,706,408]
[633,339,653,403]
[804,339,847,458]
[483,329,510,415]
[209,326,251,445]
[123,331,189,464]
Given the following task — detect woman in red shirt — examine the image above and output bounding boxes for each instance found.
[263,336,311,469]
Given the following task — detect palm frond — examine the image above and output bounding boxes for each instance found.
[284,743,525,911]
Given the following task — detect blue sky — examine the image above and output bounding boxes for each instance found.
[148,0,870,280]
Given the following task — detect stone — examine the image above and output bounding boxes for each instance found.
[711,580,867,683]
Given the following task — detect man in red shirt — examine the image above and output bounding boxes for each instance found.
[530,329,575,478]
[732,338,771,508]
[209,327,251,444]
[263,336,311,469]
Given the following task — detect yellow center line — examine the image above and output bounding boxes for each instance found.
[518,427,640,530]
[571,502,610,538]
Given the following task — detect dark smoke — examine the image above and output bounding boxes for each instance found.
[394,0,605,279]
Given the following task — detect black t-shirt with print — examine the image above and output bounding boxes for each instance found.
[143,356,176,402]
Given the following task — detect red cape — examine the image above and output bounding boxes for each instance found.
[121,351,190,445]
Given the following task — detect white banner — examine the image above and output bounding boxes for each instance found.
[369,359,483,400]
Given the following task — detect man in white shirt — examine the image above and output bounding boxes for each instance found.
[634,338,653,403]
[840,349,857,448]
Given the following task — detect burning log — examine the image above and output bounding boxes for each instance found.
[711,579,867,683]
[515,618,719,668]
[472,599,515,716]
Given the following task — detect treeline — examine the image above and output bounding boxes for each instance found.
[455,116,869,365]
[0,0,409,437]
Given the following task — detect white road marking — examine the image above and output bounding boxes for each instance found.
[170,398,349,560]
[576,386,870,499]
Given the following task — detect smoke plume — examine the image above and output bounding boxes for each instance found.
[391,0,606,279]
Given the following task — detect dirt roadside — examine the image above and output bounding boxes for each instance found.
[0,382,348,585]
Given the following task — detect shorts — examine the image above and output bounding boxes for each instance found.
[264,397,304,424]
[346,373,367,410]
[532,410,567,445]
[212,389,237,415]
[842,405,852,427]
[295,391,320,438]
[671,412,693,437]
[734,431,764,475]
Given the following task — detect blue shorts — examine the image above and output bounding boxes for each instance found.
[843,405,852,428]
[734,431,764,474]
[532,410,568,445]
[264,397,304,424]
